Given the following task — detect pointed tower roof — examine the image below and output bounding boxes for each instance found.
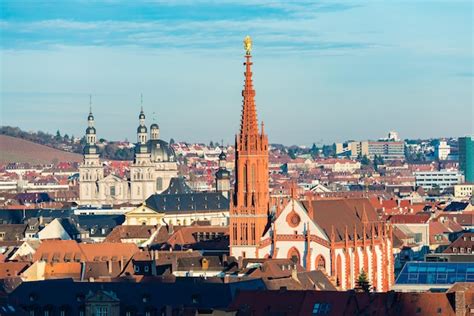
[88,94,94,121]
[239,41,259,138]
[139,94,145,120]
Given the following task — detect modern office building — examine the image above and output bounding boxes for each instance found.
[459,136,474,182]
[367,141,405,160]
[414,170,464,191]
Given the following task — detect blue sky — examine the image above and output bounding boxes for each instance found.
[0,0,472,145]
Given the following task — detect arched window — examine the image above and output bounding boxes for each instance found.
[287,247,300,265]
[315,255,326,270]
[251,164,255,191]
[336,254,342,287]
[243,165,247,193]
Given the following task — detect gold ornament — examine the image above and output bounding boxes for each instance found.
[243,35,252,55]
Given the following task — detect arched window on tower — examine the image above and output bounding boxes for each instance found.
[243,165,247,193]
[251,164,255,192]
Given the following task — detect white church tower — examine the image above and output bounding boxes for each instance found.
[130,102,155,203]
[79,102,104,205]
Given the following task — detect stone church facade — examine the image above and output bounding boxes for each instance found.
[78,107,178,206]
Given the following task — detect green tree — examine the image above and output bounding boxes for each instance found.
[55,130,62,141]
[310,143,319,158]
[361,155,370,166]
[355,270,372,293]
[169,138,175,145]
[288,148,297,159]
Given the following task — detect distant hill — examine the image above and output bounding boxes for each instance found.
[0,135,82,164]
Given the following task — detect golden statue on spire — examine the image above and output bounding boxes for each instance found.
[243,35,252,55]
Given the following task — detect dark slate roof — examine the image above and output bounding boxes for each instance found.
[75,215,125,238]
[145,177,229,213]
[57,218,81,238]
[9,278,265,311]
[0,210,73,225]
[15,193,52,204]
[162,177,194,195]
[444,202,469,212]
[145,192,229,214]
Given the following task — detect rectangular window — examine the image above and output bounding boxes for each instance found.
[156,178,163,191]
[312,303,331,315]
[110,186,116,196]
[96,306,109,316]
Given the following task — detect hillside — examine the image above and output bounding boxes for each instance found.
[0,135,83,164]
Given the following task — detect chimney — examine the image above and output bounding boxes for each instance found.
[201,258,209,271]
[455,290,466,316]
[238,256,243,269]
[291,264,299,283]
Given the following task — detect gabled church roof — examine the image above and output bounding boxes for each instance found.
[301,198,380,242]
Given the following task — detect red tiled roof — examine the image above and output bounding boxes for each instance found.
[302,198,380,242]
[388,213,431,224]
[0,262,29,279]
[443,232,474,253]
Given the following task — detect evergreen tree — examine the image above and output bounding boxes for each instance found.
[355,270,371,293]
[55,130,62,141]
[361,155,370,166]
[310,143,319,158]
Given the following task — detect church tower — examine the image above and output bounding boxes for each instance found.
[230,36,270,258]
[215,151,230,199]
[130,102,155,203]
[79,101,104,205]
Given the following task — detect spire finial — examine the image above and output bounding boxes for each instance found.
[243,35,252,55]
[140,93,143,112]
[89,94,92,114]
